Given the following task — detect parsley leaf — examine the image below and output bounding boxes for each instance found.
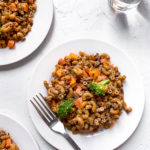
[57,98,75,118]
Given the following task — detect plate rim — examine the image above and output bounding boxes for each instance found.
[0,0,54,66]
[0,112,39,150]
[28,38,145,150]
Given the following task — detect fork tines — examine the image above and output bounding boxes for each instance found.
[30,93,57,126]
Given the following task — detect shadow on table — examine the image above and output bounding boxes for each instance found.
[138,1,150,22]
[0,13,55,71]
[110,0,150,35]
[114,12,129,31]
[109,5,130,34]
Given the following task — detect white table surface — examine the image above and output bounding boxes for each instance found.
[0,0,150,150]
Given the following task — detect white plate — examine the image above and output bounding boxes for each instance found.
[28,39,145,150]
[0,0,53,66]
[0,113,39,150]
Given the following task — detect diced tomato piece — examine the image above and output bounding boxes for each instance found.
[7,40,15,48]
[74,98,83,108]
[6,138,11,148]
[18,3,29,12]
[29,0,34,4]
[101,58,107,63]
[8,3,17,11]
[82,70,89,77]
[75,86,82,94]
[58,58,66,65]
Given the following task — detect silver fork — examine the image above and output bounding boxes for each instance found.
[30,93,81,150]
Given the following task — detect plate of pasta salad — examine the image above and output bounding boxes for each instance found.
[0,0,53,66]
[28,39,144,150]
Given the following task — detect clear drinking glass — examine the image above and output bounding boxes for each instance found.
[110,0,142,11]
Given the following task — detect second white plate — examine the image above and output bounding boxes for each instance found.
[0,113,39,150]
[28,39,145,150]
[0,0,53,66]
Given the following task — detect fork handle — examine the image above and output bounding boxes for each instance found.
[63,133,81,150]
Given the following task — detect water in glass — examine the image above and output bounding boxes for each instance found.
[110,0,142,11]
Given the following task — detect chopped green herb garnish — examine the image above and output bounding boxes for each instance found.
[57,98,75,118]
